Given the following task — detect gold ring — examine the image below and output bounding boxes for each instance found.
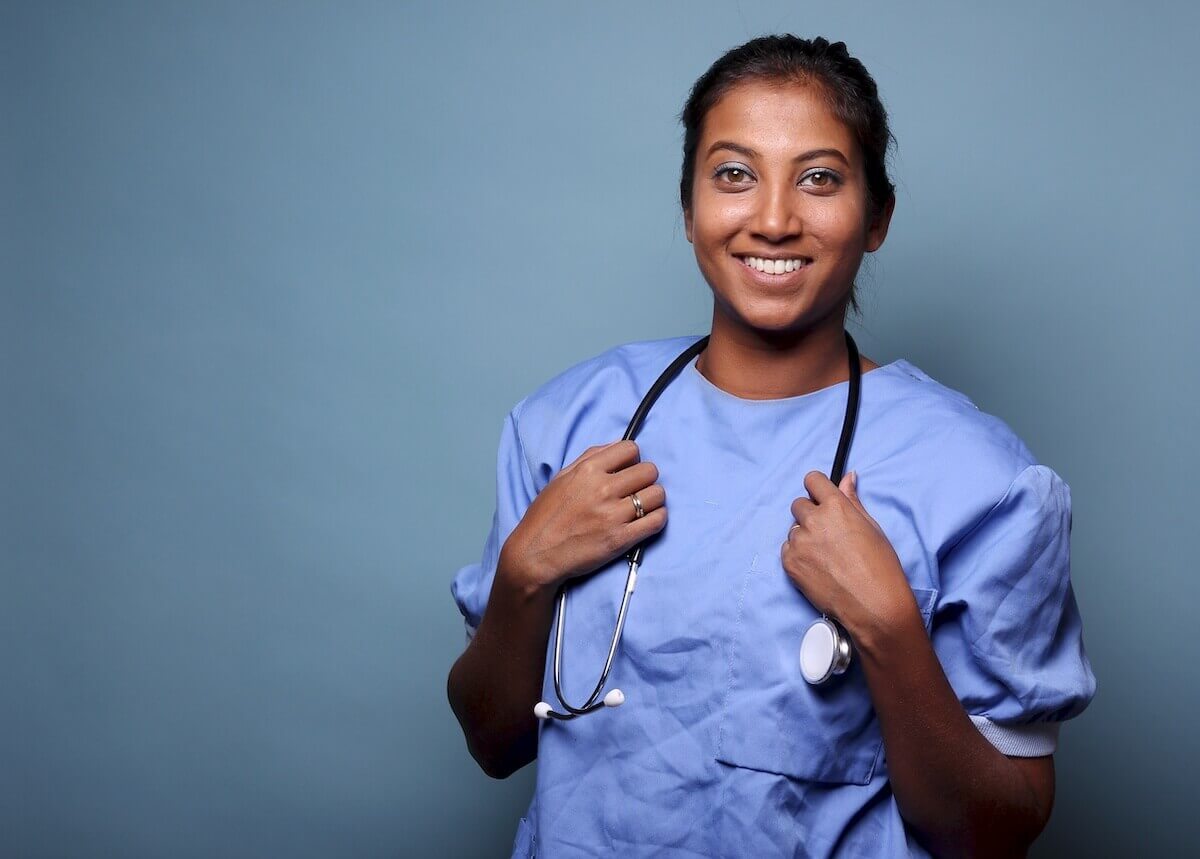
[630,492,645,518]
[788,523,802,537]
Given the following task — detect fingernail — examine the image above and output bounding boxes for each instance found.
[850,471,858,489]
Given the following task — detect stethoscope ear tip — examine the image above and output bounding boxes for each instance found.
[603,689,626,708]
[533,693,622,720]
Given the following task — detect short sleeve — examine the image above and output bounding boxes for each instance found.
[931,464,1097,756]
[450,401,539,645]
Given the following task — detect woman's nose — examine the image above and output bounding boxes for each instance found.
[750,182,802,241]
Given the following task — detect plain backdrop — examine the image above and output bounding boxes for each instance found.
[3,1,1197,856]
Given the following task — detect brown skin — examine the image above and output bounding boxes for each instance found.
[500,440,667,592]
[686,79,1055,856]
[448,76,1053,854]
[786,472,1054,857]
[446,440,666,778]
[683,79,886,399]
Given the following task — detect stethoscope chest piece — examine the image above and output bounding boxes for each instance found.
[799,616,852,685]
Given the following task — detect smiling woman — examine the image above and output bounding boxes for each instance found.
[447,34,1095,859]
[683,78,892,398]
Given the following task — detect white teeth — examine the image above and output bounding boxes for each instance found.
[740,256,807,274]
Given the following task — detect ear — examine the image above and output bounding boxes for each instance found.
[683,206,694,244]
[864,193,895,253]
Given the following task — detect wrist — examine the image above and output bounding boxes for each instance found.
[840,563,925,658]
[497,548,557,603]
[850,590,927,664]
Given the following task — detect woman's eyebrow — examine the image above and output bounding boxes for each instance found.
[706,140,849,166]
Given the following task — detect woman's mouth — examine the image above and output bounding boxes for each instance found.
[734,254,813,286]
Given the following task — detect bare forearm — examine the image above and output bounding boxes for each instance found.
[855,603,1046,857]
[447,555,556,779]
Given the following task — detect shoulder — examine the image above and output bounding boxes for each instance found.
[882,359,1038,469]
[872,359,1065,542]
[519,335,703,407]
[509,334,705,483]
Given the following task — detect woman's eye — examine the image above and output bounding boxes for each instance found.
[714,165,752,184]
[801,169,840,188]
[713,165,840,189]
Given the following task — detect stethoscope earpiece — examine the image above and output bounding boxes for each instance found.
[603,689,626,708]
[533,688,627,721]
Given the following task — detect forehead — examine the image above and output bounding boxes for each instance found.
[699,80,859,162]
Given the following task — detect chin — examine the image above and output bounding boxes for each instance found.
[725,292,848,337]
[725,305,810,336]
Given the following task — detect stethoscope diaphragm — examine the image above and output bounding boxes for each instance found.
[800,616,853,684]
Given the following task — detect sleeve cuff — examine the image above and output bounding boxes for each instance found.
[969,715,1060,756]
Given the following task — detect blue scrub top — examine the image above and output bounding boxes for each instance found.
[451,335,1096,858]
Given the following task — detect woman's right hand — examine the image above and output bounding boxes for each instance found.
[499,439,667,592]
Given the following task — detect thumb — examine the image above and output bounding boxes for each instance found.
[840,471,866,511]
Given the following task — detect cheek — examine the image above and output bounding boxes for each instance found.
[809,206,869,256]
[694,211,748,255]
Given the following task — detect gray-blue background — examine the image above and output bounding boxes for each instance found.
[3,1,1195,855]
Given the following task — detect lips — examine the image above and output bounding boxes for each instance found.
[733,253,812,285]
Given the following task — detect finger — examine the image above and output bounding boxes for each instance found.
[838,470,859,504]
[619,483,666,522]
[590,439,641,473]
[779,538,812,590]
[803,470,840,504]
[620,504,667,548]
[839,471,870,517]
[560,442,615,474]
[561,443,638,477]
[789,495,817,525]
[611,459,659,498]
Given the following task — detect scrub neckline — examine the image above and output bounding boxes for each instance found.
[686,353,906,406]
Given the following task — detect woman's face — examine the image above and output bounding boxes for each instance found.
[683,80,893,338]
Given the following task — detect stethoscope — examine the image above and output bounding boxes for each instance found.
[534,330,863,722]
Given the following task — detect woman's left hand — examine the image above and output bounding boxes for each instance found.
[781,470,919,639]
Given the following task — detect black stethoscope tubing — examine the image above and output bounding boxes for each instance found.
[539,330,862,721]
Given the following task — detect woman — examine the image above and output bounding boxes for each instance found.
[448,35,1095,858]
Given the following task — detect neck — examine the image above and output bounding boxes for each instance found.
[695,311,880,401]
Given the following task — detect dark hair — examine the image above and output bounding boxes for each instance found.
[678,35,896,318]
